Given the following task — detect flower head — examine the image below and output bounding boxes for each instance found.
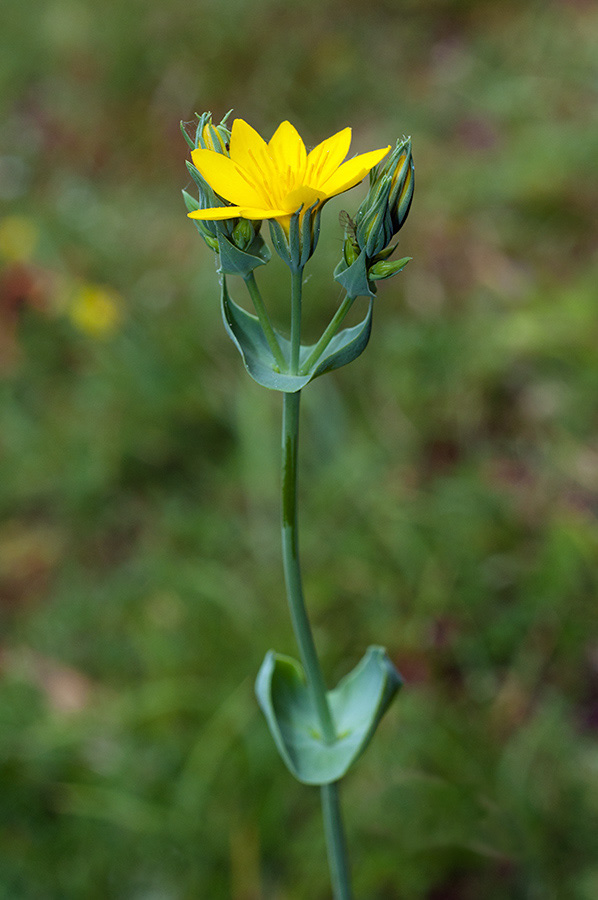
[187,119,390,233]
[69,283,122,337]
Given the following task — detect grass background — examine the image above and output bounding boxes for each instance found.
[1,0,598,896]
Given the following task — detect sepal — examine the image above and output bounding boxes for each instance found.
[255,646,402,785]
[268,204,322,270]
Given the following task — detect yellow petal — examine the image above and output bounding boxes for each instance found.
[268,121,307,182]
[188,206,247,220]
[228,119,275,185]
[237,206,290,219]
[305,127,352,188]
[188,205,288,221]
[320,146,390,198]
[191,149,267,207]
[283,185,323,212]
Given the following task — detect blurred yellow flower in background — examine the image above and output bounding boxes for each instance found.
[68,283,122,337]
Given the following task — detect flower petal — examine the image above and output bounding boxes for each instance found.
[320,146,390,198]
[228,119,276,188]
[305,127,352,188]
[191,149,266,207]
[283,185,323,212]
[188,206,247,220]
[268,121,307,183]
[188,205,289,221]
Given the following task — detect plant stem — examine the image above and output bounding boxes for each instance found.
[282,391,351,900]
[281,391,335,742]
[281,388,352,898]
[282,265,352,897]
[290,267,303,374]
[321,783,353,899]
[244,271,287,371]
[299,293,356,375]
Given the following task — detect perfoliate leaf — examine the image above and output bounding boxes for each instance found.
[221,284,374,392]
[217,233,271,276]
[334,250,376,299]
[255,646,402,785]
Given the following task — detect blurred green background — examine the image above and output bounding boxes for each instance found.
[1,0,598,896]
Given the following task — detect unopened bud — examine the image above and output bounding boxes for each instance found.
[379,137,414,234]
[343,236,360,267]
[355,174,394,258]
[232,218,258,251]
[195,111,231,154]
[368,256,411,281]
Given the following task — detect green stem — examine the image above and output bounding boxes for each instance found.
[290,267,303,374]
[244,271,287,372]
[299,293,356,375]
[321,783,353,899]
[281,389,352,898]
[281,391,335,742]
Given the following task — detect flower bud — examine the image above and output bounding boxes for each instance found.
[368,256,411,281]
[232,218,260,252]
[378,137,414,235]
[339,211,360,267]
[195,111,231,154]
[343,236,359,268]
[354,174,394,258]
[350,137,414,264]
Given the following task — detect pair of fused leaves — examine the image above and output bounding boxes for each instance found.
[217,234,374,392]
[256,646,402,785]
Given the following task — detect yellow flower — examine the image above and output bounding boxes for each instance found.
[188,119,390,232]
[69,283,122,337]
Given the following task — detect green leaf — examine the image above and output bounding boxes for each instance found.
[255,646,402,785]
[221,286,374,392]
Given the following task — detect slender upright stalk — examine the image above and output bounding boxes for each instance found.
[290,267,303,375]
[281,391,352,899]
[281,390,335,742]
[321,783,352,899]
[300,293,356,375]
[244,271,287,371]
[281,264,352,898]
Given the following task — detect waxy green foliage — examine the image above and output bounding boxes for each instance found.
[256,647,403,785]
[221,278,373,391]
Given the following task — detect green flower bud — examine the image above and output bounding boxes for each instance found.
[355,173,394,258]
[232,218,259,252]
[195,110,232,156]
[338,211,360,266]
[343,236,359,267]
[368,256,411,281]
[378,137,414,235]
[195,111,232,154]
[197,226,220,252]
